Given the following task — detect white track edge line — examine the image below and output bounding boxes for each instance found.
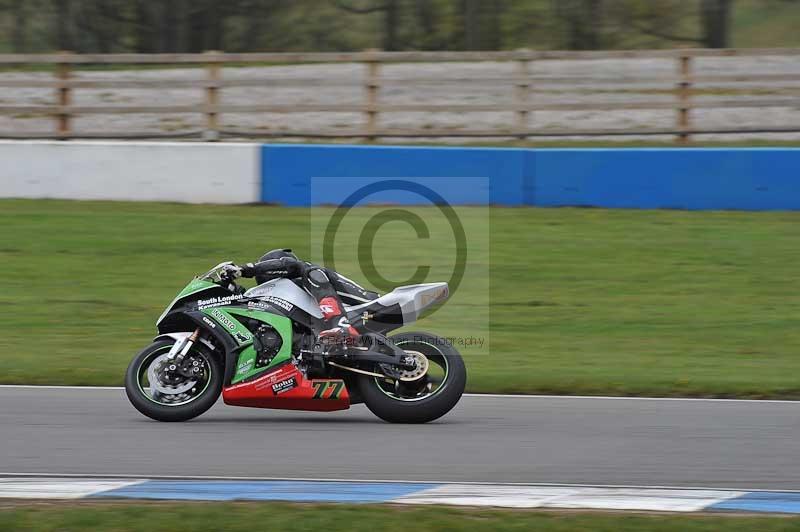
[0,472,797,494]
[467,393,800,404]
[0,385,797,404]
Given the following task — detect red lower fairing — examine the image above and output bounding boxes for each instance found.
[222,363,350,412]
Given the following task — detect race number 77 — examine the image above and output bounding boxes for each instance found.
[311,380,345,399]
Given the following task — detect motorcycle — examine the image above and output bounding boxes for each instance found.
[125,262,466,423]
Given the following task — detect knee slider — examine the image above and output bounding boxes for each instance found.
[307,268,330,288]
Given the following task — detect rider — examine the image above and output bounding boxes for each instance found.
[227,249,368,342]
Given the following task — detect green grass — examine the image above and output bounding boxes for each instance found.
[2,502,800,532]
[2,199,800,397]
[733,0,800,48]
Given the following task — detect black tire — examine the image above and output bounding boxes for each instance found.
[358,331,467,423]
[125,339,223,422]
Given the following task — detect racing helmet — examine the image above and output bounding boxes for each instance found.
[255,248,298,284]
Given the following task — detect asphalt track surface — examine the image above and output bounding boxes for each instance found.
[1,387,798,490]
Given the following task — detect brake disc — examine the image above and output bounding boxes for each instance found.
[147,353,197,396]
[396,350,429,382]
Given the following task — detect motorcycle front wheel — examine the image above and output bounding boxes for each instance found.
[358,331,467,423]
[125,339,223,422]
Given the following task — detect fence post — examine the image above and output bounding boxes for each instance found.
[676,53,692,144]
[515,49,531,140]
[55,51,72,140]
[364,49,381,142]
[204,50,222,141]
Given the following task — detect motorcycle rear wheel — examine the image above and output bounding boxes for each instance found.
[358,331,467,423]
[125,339,223,422]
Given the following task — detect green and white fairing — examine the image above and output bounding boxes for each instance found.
[156,276,294,385]
[204,306,293,384]
[156,278,218,326]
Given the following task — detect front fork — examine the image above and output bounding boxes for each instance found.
[166,328,201,364]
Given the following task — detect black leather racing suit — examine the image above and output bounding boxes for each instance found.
[239,255,359,337]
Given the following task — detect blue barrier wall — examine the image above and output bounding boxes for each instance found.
[533,148,800,210]
[261,145,800,210]
[261,144,530,206]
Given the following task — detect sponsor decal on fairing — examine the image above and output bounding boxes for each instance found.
[271,377,297,395]
[248,297,294,313]
[197,294,244,310]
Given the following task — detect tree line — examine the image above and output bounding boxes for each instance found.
[0,0,774,54]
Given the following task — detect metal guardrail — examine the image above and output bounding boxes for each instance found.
[0,48,798,142]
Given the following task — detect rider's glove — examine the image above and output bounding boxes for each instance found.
[239,262,257,278]
[221,264,244,279]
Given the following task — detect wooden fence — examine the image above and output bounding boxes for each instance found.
[0,48,798,142]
